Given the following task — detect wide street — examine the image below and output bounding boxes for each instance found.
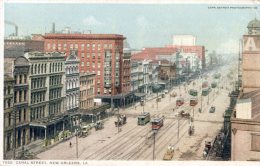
[36,66,232,160]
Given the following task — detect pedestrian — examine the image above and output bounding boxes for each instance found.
[70,142,72,148]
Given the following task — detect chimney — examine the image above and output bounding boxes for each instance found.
[15,26,18,36]
[52,23,55,33]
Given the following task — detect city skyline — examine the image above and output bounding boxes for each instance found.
[4,3,259,53]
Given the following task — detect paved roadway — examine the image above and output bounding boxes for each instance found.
[36,66,233,160]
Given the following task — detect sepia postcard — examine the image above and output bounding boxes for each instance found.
[1,0,260,166]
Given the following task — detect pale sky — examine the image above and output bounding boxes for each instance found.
[4,3,260,53]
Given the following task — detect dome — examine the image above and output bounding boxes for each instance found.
[247,18,260,28]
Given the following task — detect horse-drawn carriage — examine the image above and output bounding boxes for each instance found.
[115,114,127,127]
[188,125,195,136]
[203,141,212,158]
[95,121,104,131]
[179,110,190,118]
[163,145,175,160]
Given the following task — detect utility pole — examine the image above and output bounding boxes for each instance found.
[177,117,180,140]
[76,129,78,159]
[117,107,120,133]
[153,130,156,160]
[156,91,158,111]
[200,92,203,113]
[12,110,17,160]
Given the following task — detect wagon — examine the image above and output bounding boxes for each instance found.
[115,114,127,127]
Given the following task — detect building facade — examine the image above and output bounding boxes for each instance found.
[4,75,15,155]
[242,19,260,93]
[231,90,260,161]
[25,51,66,141]
[79,73,95,110]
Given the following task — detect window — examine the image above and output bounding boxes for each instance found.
[87,53,90,58]
[81,62,84,67]
[104,44,108,49]
[47,43,51,50]
[75,44,78,49]
[19,75,22,84]
[58,43,61,50]
[97,70,100,75]
[98,53,101,58]
[87,62,90,67]
[52,43,56,50]
[92,62,95,68]
[98,44,101,50]
[251,134,260,151]
[98,62,101,68]
[81,44,84,50]
[109,44,112,49]
[81,53,85,58]
[92,44,95,50]
[87,44,90,50]
[92,53,95,58]
[64,43,67,50]
[70,44,73,49]
[24,90,27,101]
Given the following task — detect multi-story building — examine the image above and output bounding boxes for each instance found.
[43,33,128,107]
[230,18,260,161]
[3,74,15,156]
[65,50,80,129]
[25,51,66,141]
[242,18,260,93]
[79,73,95,110]
[231,90,260,161]
[131,61,139,93]
[12,56,30,148]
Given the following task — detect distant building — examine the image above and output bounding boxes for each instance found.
[25,51,66,141]
[43,33,131,107]
[230,18,260,161]
[65,50,80,128]
[3,74,15,156]
[172,35,196,46]
[79,73,95,110]
[242,18,260,93]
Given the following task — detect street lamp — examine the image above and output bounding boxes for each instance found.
[76,128,79,159]
[152,130,158,160]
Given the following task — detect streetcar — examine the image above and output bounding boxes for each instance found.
[214,73,221,79]
[211,82,217,88]
[151,117,164,130]
[137,112,151,126]
[202,81,208,88]
[176,97,184,106]
[189,89,198,96]
[202,88,209,96]
[190,97,198,106]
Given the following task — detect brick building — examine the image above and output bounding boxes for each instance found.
[242,18,260,93]
[43,33,129,106]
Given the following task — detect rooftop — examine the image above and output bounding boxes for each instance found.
[44,33,126,40]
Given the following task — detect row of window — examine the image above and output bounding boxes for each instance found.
[31,64,47,75]
[49,88,62,100]
[50,75,62,86]
[81,52,102,59]
[31,106,45,121]
[81,61,102,68]
[31,92,45,104]
[49,102,62,116]
[4,98,12,109]
[4,86,12,95]
[47,42,114,51]
[66,79,79,90]
[66,65,79,75]
[31,77,45,89]
[14,74,27,85]
[80,99,93,109]
[14,90,27,103]
[80,79,94,86]
[5,108,27,127]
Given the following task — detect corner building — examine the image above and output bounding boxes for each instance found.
[43,34,126,106]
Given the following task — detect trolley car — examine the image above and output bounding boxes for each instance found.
[190,97,198,106]
[202,88,209,96]
[189,89,198,96]
[202,81,208,88]
[151,117,164,130]
[176,97,184,106]
[137,112,151,125]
